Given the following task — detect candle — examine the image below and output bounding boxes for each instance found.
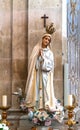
[2,95,7,107]
[68,95,73,106]
[64,63,69,106]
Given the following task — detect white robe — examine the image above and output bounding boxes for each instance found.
[25,42,56,109]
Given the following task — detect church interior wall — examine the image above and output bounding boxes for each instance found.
[0,0,28,108]
[0,0,80,130]
[0,0,65,108]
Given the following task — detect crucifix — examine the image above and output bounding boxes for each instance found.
[41,14,49,27]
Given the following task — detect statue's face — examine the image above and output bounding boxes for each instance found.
[42,36,51,48]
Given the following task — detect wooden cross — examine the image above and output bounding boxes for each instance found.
[41,14,49,27]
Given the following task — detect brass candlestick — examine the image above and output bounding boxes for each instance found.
[0,106,11,126]
[65,105,76,130]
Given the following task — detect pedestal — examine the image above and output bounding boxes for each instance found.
[31,126,53,130]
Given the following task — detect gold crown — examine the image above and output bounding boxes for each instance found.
[46,23,56,34]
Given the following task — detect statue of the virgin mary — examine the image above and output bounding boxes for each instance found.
[25,23,57,110]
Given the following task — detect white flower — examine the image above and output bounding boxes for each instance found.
[34,110,49,121]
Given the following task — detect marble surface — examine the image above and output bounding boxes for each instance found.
[5,108,80,130]
[25,124,80,130]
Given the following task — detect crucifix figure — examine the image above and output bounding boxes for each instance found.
[41,14,49,27]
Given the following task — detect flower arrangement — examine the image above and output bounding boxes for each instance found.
[0,123,10,130]
[0,115,10,130]
[32,109,53,126]
[20,98,64,126]
[28,104,64,127]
